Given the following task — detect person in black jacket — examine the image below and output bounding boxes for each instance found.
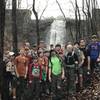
[64,44,78,98]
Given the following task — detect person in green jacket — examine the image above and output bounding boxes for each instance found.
[48,50,65,99]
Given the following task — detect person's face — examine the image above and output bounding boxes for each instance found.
[80,40,86,46]
[39,52,44,57]
[33,46,37,51]
[33,59,38,63]
[44,52,50,57]
[25,42,30,48]
[50,45,54,49]
[74,44,79,48]
[39,42,45,48]
[59,53,63,58]
[24,50,29,55]
[92,38,97,42]
[55,46,61,52]
[51,51,56,56]
[38,48,43,53]
[10,55,15,60]
[20,50,25,56]
[67,46,73,52]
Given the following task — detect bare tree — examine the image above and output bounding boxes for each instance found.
[39,0,49,20]
[56,0,66,20]
[70,0,81,41]
[32,0,48,46]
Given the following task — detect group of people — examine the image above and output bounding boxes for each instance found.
[3,35,100,100]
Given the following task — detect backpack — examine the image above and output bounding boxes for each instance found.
[65,51,75,64]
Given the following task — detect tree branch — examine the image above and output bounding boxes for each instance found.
[39,0,49,20]
[56,0,66,21]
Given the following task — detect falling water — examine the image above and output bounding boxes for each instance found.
[46,19,67,48]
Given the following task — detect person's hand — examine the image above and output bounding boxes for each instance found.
[49,76,52,82]
[87,70,91,75]
[39,80,42,83]
[16,74,19,78]
[87,68,91,75]
[24,75,27,79]
[87,65,90,71]
[61,74,65,80]
[97,58,100,62]
[29,80,32,84]
[75,61,78,64]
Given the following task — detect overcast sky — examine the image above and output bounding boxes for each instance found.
[7,0,100,19]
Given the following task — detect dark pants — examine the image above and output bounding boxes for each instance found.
[80,66,92,88]
[5,72,13,100]
[31,77,41,99]
[0,62,11,100]
[65,65,76,95]
[51,74,62,99]
[90,59,97,73]
[16,77,27,100]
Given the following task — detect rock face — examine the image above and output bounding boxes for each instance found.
[4,9,53,49]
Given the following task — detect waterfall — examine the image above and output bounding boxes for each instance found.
[46,19,67,48]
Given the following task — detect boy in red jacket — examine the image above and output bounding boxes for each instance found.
[28,56,42,100]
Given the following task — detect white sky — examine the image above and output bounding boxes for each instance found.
[7,0,100,19]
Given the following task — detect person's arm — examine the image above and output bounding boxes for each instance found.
[45,58,48,74]
[87,45,91,70]
[25,58,29,78]
[79,51,85,67]
[14,57,19,78]
[49,68,51,82]
[28,64,32,83]
[87,56,91,70]
[60,57,65,79]
[74,53,79,64]
[48,60,52,82]
[61,67,65,79]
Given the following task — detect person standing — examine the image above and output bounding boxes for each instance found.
[64,44,78,98]
[6,52,16,100]
[74,42,85,90]
[28,56,42,100]
[15,49,28,100]
[49,50,64,100]
[79,39,89,87]
[87,35,100,74]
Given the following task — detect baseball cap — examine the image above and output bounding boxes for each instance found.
[9,52,15,56]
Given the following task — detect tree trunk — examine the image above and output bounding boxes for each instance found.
[0,0,5,61]
[0,0,5,99]
[12,0,18,55]
[33,0,40,47]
